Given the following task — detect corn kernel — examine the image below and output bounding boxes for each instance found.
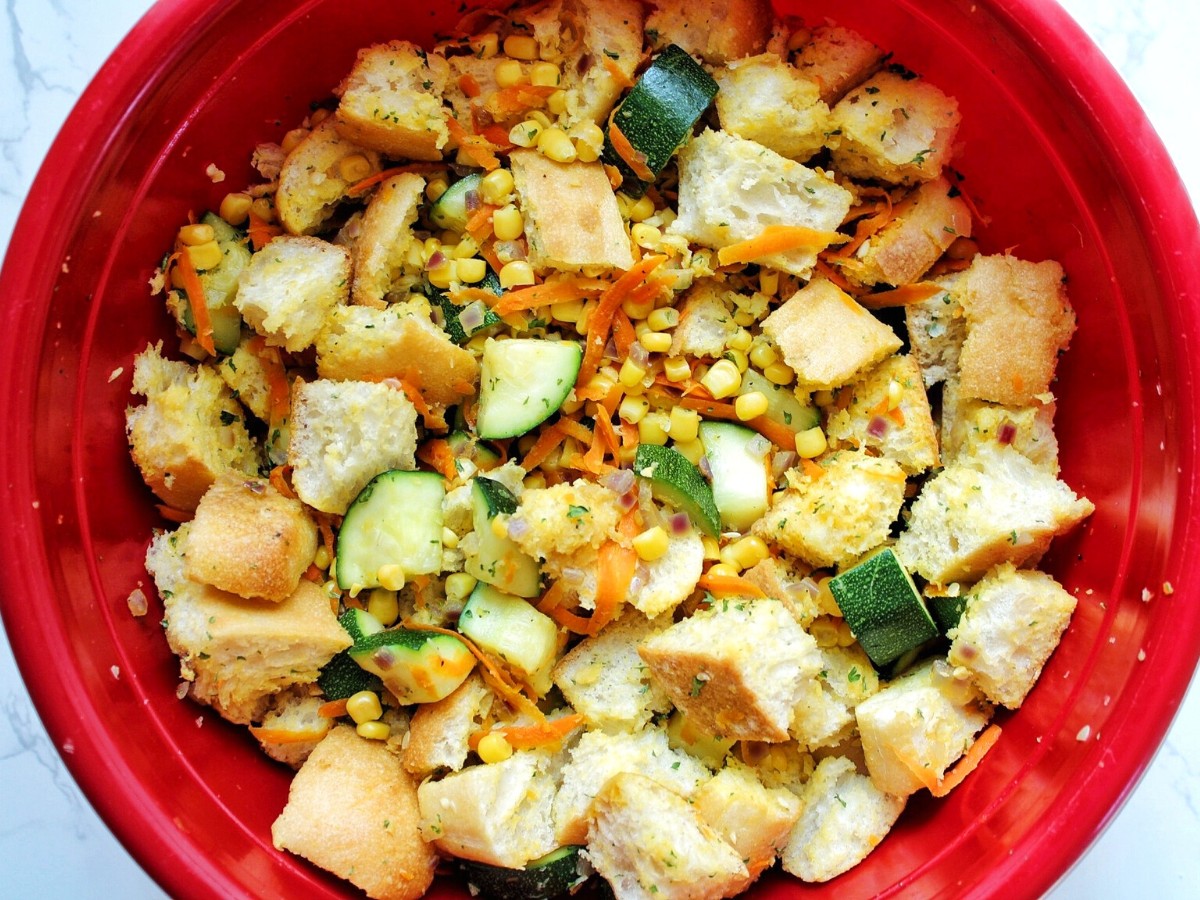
[356,720,391,741]
[281,127,309,154]
[619,395,650,423]
[338,153,374,184]
[639,331,672,354]
[706,562,740,579]
[499,259,535,288]
[509,119,544,147]
[376,564,406,592]
[456,257,488,284]
[645,307,678,332]
[478,732,514,763]
[668,407,700,443]
[630,223,661,249]
[573,121,605,152]
[809,616,841,648]
[185,240,223,271]
[495,57,526,88]
[441,527,460,551]
[524,472,548,491]
[628,194,656,223]
[470,33,499,59]
[454,235,480,258]
[887,378,903,410]
[560,392,584,415]
[504,34,540,60]
[718,545,744,573]
[346,690,384,724]
[673,438,705,464]
[836,618,858,647]
[701,535,722,560]
[427,260,456,289]
[633,526,670,562]
[638,412,670,445]
[547,89,569,116]
[585,370,616,399]
[314,545,332,570]
[576,300,597,335]
[249,197,275,222]
[724,348,749,373]
[425,178,449,202]
[725,328,753,352]
[528,109,553,129]
[550,299,584,323]
[701,359,742,399]
[366,588,399,626]
[729,535,770,570]
[492,205,524,241]
[480,168,515,206]
[663,357,692,383]
[537,126,577,163]
[622,292,657,321]
[530,61,560,86]
[795,426,827,459]
[219,191,253,226]
[445,572,478,606]
[178,223,215,246]
[763,361,796,386]
[813,389,835,407]
[575,137,600,163]
[749,342,778,370]
[759,269,780,296]
[735,391,769,421]
[618,357,647,388]
[422,237,443,261]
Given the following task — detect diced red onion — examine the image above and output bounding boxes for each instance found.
[617,489,638,511]
[791,577,821,599]
[747,434,772,458]
[495,240,526,261]
[998,422,1017,445]
[772,451,798,479]
[698,455,713,479]
[426,250,446,270]
[629,564,650,596]
[465,189,481,212]
[602,468,635,495]
[459,301,486,333]
[602,337,620,361]
[867,415,889,438]
[628,340,650,369]
[668,512,691,535]
[507,517,530,539]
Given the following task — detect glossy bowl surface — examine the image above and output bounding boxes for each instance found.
[2,0,1199,898]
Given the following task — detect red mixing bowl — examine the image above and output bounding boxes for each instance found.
[2,0,1198,897]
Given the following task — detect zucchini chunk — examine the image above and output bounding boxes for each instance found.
[446,430,502,473]
[739,368,820,434]
[169,211,251,355]
[464,477,542,598]
[348,626,475,704]
[420,269,503,345]
[458,583,559,695]
[429,172,483,232]
[476,338,582,439]
[698,421,771,532]
[829,548,939,668]
[316,650,381,701]
[461,846,588,900]
[633,443,721,538]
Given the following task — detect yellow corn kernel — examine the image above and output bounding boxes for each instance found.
[495,57,526,88]
[726,328,753,352]
[427,260,457,289]
[313,544,332,570]
[425,178,449,202]
[479,168,515,206]
[575,300,597,334]
[663,357,692,383]
[509,119,544,147]
[499,260,535,288]
[560,392,584,416]
[547,89,569,116]
[376,564,406,592]
[645,307,678,332]
[585,370,617,399]
[836,618,858,648]
[795,426,827,459]
[346,690,384,724]
[618,357,648,388]
[178,223,215,246]
[619,395,650,423]
[478,732,514,763]
[673,438,705,465]
[886,378,903,410]
[701,535,722,560]
[639,331,672,354]
[749,341,778,370]
[813,389,835,407]
[809,616,841,648]
[733,309,758,328]
[492,205,524,241]
[249,197,275,222]
[668,407,700,443]
[735,391,769,421]
[454,235,480,259]
[718,545,744,573]
[728,535,770,570]
[356,720,391,741]
[445,572,478,606]
[701,359,742,399]
[633,526,670,562]
[530,61,561,86]
[550,299,584,323]
[441,527,460,551]
[537,126,577,163]
[528,109,553,129]
[573,121,605,152]
[523,472,548,491]
[422,237,443,261]
[366,588,399,626]
[338,153,374,184]
[622,292,657,321]
[218,191,253,226]
[759,269,780,296]
[185,240,223,271]
[470,32,499,59]
[706,562,740,580]
[504,34,540,60]
[628,194,656,223]
[280,127,309,154]
[763,361,796,386]
[724,348,749,373]
[630,223,661,249]
[639,412,670,445]
[456,257,488,284]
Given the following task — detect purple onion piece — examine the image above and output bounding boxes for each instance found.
[459,301,486,332]
[998,422,1017,445]
[617,489,638,511]
[772,450,798,479]
[628,340,650,369]
[629,564,650,596]
[602,337,620,361]
[561,566,586,585]
[747,434,772,458]
[867,415,889,438]
[464,188,481,212]
[601,468,635,495]
[495,240,526,261]
[698,455,713,479]
[426,250,446,270]
[507,516,530,540]
[668,511,691,535]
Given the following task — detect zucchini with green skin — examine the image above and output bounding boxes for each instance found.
[421,269,503,345]
[316,650,381,701]
[464,477,541,598]
[739,368,820,434]
[461,846,588,900]
[476,338,582,439]
[348,626,476,704]
[698,420,771,532]
[446,430,502,473]
[429,172,483,232]
[458,582,559,695]
[633,443,721,538]
[168,211,251,355]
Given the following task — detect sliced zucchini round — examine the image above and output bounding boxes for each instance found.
[458,582,558,695]
[698,420,771,532]
[348,627,475,704]
[461,846,587,900]
[430,172,483,232]
[464,477,542,598]
[476,338,582,440]
[633,443,721,537]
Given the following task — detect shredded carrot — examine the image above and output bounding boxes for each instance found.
[594,412,621,461]
[607,115,654,182]
[269,464,297,500]
[557,416,594,445]
[931,724,1003,797]
[484,84,559,120]
[458,72,482,98]
[589,509,640,633]
[602,56,635,89]
[577,255,667,387]
[171,250,215,356]
[611,309,637,359]
[521,422,567,471]
[445,115,501,172]
[317,698,349,719]
[246,336,290,423]
[247,209,283,251]
[827,196,894,261]
[479,124,516,150]
[813,258,856,293]
[697,571,768,598]
[478,238,505,273]
[302,563,324,583]
[386,375,440,429]
[717,225,849,267]
[858,282,944,309]
[155,504,194,523]
[249,725,329,744]
[492,277,608,316]
[800,458,826,480]
[465,203,498,243]
[495,713,585,749]
[314,513,337,564]
[619,420,640,454]
[417,438,459,480]
[346,163,450,198]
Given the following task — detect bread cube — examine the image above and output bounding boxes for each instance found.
[553,611,673,731]
[904,276,965,387]
[817,644,881,708]
[273,725,437,900]
[824,354,940,474]
[955,254,1077,406]
[287,379,418,515]
[855,660,992,797]
[251,686,332,769]
[333,40,450,161]
[791,24,884,104]
[790,677,854,752]
[668,129,853,278]
[183,473,317,602]
[556,0,644,127]
[694,766,802,884]
[586,772,749,900]
[403,673,494,777]
[276,119,382,236]
[510,479,623,562]
[828,70,961,185]
[510,150,633,272]
[553,726,709,844]
[943,396,1060,474]
[350,172,425,308]
[949,563,1077,708]
[779,755,905,882]
[740,555,823,626]
[894,444,1093,585]
[126,343,260,511]
[714,54,831,161]
[639,598,822,743]
[761,278,903,391]
[234,236,350,352]
[753,450,907,570]
[646,0,773,64]
[216,338,275,423]
[668,280,738,358]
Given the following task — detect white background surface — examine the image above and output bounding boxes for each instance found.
[1,0,1197,897]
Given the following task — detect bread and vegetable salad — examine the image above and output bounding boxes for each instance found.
[124,0,1094,897]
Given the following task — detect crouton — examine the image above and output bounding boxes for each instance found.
[713,54,831,161]
[553,611,673,731]
[949,564,1077,708]
[183,472,317,601]
[840,177,972,287]
[893,444,1093,585]
[216,337,275,423]
[669,279,738,358]
[250,686,331,769]
[639,598,822,743]
[510,479,622,562]
[509,150,633,272]
[779,755,905,882]
[586,772,750,900]
[553,726,710,845]
[350,172,425,308]
[417,749,561,867]
[556,0,643,127]
[694,765,802,885]
[146,526,351,724]
[276,119,382,236]
[824,355,940,474]
[287,379,418,515]
[646,0,773,64]
[855,660,992,797]
[126,343,260,511]
[790,677,854,752]
[943,396,1060,473]
[905,276,965,387]
[402,673,493,777]
[753,450,907,570]
[791,25,884,105]
[955,254,1077,406]
[668,130,853,278]
[828,70,961,185]
[818,644,881,709]
[761,278,903,391]
[333,40,451,161]
[273,725,437,900]
[740,556,822,626]
[629,528,705,618]
[234,236,351,352]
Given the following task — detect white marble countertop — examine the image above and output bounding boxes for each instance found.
[1,0,1197,897]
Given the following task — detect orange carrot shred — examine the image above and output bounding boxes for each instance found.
[607,116,654,182]
[318,698,349,719]
[931,724,1002,797]
[172,249,215,356]
[492,278,608,316]
[445,115,501,172]
[246,209,283,251]
[269,464,297,500]
[611,309,637,359]
[857,282,945,309]
[800,458,826,480]
[458,72,482,98]
[495,713,585,749]
[697,571,768,598]
[417,438,459,480]
[345,163,450,198]
[717,225,850,267]
[577,255,667,387]
[465,203,498,243]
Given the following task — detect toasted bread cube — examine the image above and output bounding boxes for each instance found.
[905,276,965,387]
[841,177,972,287]
[418,749,561,867]
[943,395,1060,473]
[761,278,903,391]
[251,686,332,769]
[558,0,644,126]
[510,479,623,562]
[791,25,884,105]
[351,173,425,308]
[669,280,738,358]
[587,772,749,900]
[646,0,773,64]
[639,598,822,743]
[216,338,275,423]
[754,451,907,570]
[553,611,673,731]
[714,54,831,161]
[287,379,418,515]
[333,40,450,161]
[630,528,705,618]
[828,71,960,185]
[668,130,853,278]
[855,661,992,797]
[553,727,709,845]
[955,254,1077,406]
[126,343,260,511]
[402,673,494,777]
[740,555,823,626]
[146,526,351,724]
[894,444,1093,585]
[183,473,317,602]
[273,725,437,900]
[510,150,633,272]
[949,564,1077,708]
[276,119,382,236]
[825,355,940,474]
[780,755,905,882]
[234,236,350,352]
[694,766,802,885]
[790,677,854,752]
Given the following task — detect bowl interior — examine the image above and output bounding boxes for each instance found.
[3,0,1199,897]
